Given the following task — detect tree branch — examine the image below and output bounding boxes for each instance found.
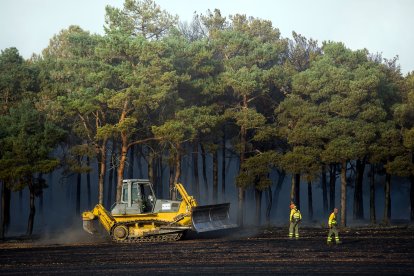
[127,137,163,149]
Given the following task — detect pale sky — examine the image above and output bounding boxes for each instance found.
[0,0,412,74]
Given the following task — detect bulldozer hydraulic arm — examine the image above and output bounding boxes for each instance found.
[175,183,197,208]
[82,204,115,234]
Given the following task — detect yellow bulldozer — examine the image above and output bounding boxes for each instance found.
[82,179,237,242]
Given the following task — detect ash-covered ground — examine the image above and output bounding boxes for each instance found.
[1,226,413,275]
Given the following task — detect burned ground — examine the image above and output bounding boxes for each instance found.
[1,226,413,275]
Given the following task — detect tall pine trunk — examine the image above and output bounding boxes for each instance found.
[106,141,115,208]
[128,145,135,179]
[340,161,347,227]
[353,158,365,220]
[238,129,246,226]
[329,164,336,211]
[114,156,118,199]
[221,129,226,198]
[200,143,208,202]
[107,168,114,208]
[237,95,249,227]
[255,189,262,225]
[116,131,128,203]
[308,181,313,220]
[383,173,391,225]
[19,190,23,212]
[370,164,376,224]
[410,174,414,221]
[265,186,273,224]
[115,104,129,203]
[86,156,91,207]
[290,174,300,209]
[98,138,107,205]
[148,150,154,186]
[27,177,36,235]
[0,181,11,239]
[38,174,43,220]
[171,144,181,201]
[136,145,143,178]
[0,181,4,239]
[213,149,218,204]
[272,170,286,216]
[168,157,175,200]
[76,172,81,215]
[321,165,328,215]
[192,141,200,200]
[157,154,163,198]
[237,183,245,226]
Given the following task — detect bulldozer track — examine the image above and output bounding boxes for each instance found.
[110,221,184,243]
[112,232,183,243]
[113,219,178,226]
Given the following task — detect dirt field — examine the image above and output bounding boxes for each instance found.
[1,226,413,275]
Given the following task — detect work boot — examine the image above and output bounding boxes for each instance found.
[335,241,342,244]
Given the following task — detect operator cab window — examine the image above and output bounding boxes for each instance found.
[131,183,139,203]
[121,185,128,203]
[141,183,155,212]
[142,184,153,200]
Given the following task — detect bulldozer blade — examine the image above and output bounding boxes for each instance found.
[191,203,238,233]
[83,220,97,234]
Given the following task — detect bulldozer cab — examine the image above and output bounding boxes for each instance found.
[112,179,156,215]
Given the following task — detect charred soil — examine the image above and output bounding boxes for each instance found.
[1,226,413,275]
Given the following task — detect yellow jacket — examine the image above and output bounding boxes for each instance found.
[290,208,302,222]
[328,212,337,227]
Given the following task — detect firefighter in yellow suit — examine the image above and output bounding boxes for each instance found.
[289,204,302,239]
[327,208,341,244]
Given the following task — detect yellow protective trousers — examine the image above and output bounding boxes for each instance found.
[327,226,340,243]
[289,221,300,239]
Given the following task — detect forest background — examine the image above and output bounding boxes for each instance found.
[0,0,413,238]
